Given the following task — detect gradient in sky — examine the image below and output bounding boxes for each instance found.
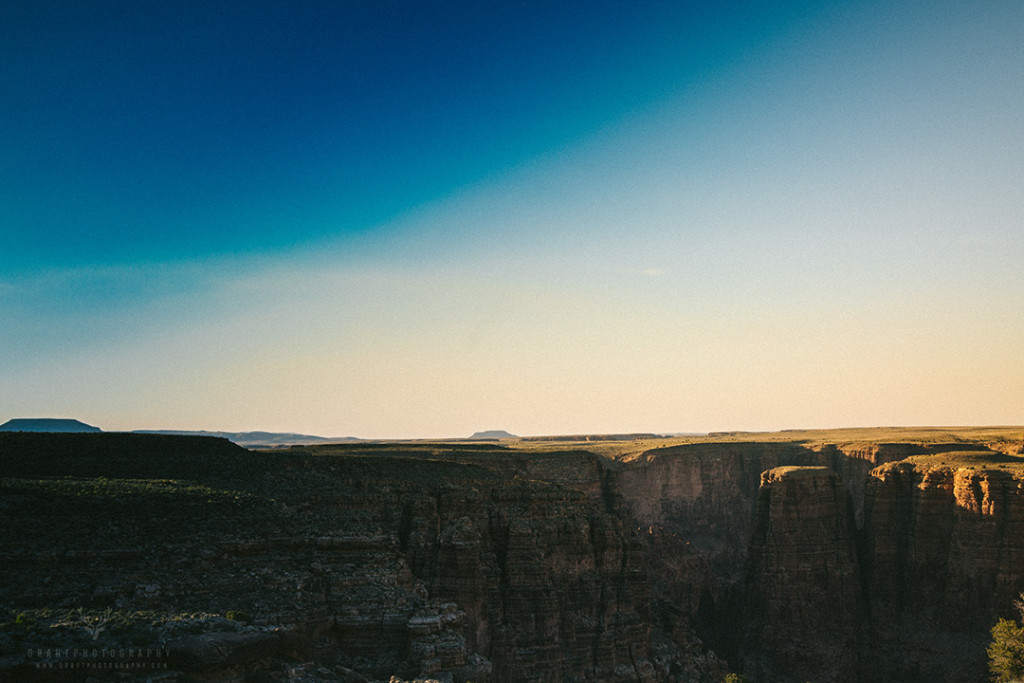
[2,1,1023,438]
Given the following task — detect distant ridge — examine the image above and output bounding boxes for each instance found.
[469,430,517,439]
[133,429,361,448]
[520,433,665,442]
[0,418,101,433]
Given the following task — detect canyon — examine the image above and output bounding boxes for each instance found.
[2,427,1024,682]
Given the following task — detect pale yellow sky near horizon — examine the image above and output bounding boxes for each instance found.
[3,1,1023,438]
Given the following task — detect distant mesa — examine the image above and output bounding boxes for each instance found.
[0,418,101,433]
[469,430,517,440]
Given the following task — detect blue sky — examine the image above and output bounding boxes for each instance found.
[2,1,1023,437]
[3,0,783,267]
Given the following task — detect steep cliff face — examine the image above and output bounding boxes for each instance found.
[5,432,1024,682]
[391,482,656,682]
[612,438,1024,682]
[0,435,670,682]
[809,442,916,528]
[739,467,861,682]
[613,441,920,577]
[862,461,1024,681]
[613,443,830,677]
[615,443,819,578]
[810,441,984,529]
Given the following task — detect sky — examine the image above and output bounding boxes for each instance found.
[2,0,1023,438]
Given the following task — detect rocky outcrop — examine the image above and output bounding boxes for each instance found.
[740,467,861,682]
[611,439,1024,682]
[167,630,285,671]
[861,462,1024,681]
[615,442,819,578]
[5,431,1024,682]
[0,435,670,682]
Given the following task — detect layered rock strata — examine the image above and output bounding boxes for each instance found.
[607,440,1024,681]
[0,434,668,682]
[740,467,861,682]
[4,432,1024,682]
[860,461,1024,680]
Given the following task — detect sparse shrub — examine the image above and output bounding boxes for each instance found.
[722,674,747,683]
[989,594,1024,682]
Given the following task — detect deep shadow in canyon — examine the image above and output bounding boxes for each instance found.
[2,429,1024,681]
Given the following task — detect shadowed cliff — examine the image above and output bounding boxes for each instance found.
[0,434,670,682]
[2,429,1024,681]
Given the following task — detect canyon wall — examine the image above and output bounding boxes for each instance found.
[740,467,861,682]
[3,432,1024,681]
[859,461,1024,681]
[0,435,687,682]
[611,439,1024,681]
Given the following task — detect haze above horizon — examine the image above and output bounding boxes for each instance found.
[3,1,1022,439]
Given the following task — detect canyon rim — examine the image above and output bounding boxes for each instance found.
[3,426,1024,682]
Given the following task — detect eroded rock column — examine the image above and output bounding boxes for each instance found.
[741,466,861,682]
